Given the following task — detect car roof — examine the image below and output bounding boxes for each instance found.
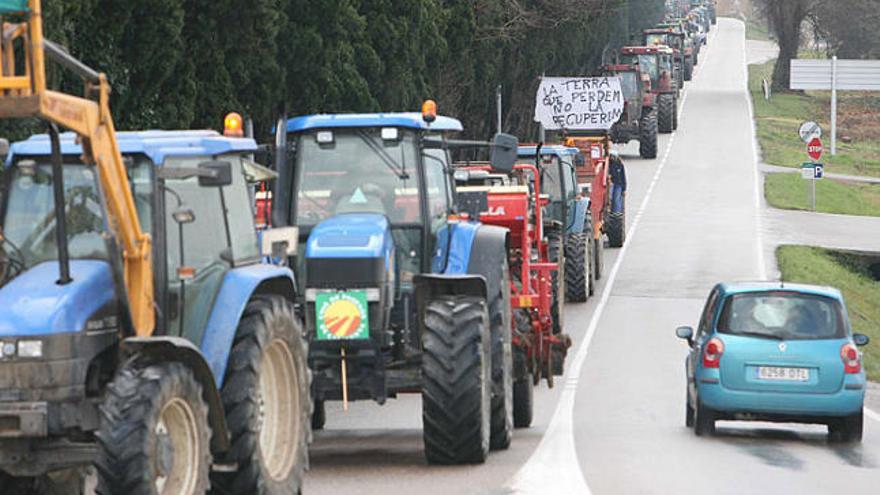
[7,130,258,166]
[285,113,463,133]
[517,145,580,158]
[717,281,844,301]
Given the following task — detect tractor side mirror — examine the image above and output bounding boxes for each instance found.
[197,160,233,187]
[490,133,518,174]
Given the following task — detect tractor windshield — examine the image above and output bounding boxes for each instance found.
[0,163,107,270]
[622,54,658,88]
[617,71,639,100]
[294,128,421,226]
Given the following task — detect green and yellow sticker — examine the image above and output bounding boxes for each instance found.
[315,290,370,340]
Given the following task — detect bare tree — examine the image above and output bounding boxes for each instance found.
[753,0,815,91]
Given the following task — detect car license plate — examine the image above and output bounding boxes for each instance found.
[756,366,809,381]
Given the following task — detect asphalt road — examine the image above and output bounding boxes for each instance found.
[303,19,879,495]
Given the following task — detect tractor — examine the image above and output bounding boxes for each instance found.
[564,135,627,249]
[619,45,679,134]
[601,62,658,159]
[266,105,520,464]
[643,27,691,84]
[452,162,572,427]
[516,146,594,313]
[0,2,310,493]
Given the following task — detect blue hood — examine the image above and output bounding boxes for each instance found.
[305,213,394,260]
[0,260,115,337]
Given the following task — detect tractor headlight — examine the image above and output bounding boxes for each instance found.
[17,340,43,358]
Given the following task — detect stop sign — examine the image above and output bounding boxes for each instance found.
[807,137,823,161]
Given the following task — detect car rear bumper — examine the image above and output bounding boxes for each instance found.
[698,379,865,417]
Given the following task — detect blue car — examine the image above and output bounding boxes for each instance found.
[676,282,870,442]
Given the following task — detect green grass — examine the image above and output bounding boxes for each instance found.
[745,16,771,42]
[764,173,880,217]
[749,59,880,178]
[776,246,880,381]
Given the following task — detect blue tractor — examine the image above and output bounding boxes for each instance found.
[268,106,519,464]
[516,146,594,331]
[0,130,310,494]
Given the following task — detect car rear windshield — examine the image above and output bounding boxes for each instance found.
[717,291,846,341]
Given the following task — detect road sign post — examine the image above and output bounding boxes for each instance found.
[801,162,823,211]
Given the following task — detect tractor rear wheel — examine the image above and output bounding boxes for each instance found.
[97,362,211,495]
[638,111,658,159]
[547,230,565,333]
[593,230,605,281]
[564,233,589,303]
[489,259,513,451]
[512,344,533,428]
[211,295,310,495]
[684,59,693,81]
[422,296,491,464]
[658,94,674,134]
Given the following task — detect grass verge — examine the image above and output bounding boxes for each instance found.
[777,246,880,382]
[749,59,880,178]
[764,173,880,217]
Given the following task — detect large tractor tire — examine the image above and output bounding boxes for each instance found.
[422,296,491,464]
[658,94,675,134]
[593,231,605,281]
[489,259,513,451]
[564,233,589,303]
[673,95,679,131]
[684,59,693,81]
[512,343,533,428]
[638,111,658,159]
[606,211,626,248]
[547,229,565,334]
[97,362,211,495]
[211,295,311,495]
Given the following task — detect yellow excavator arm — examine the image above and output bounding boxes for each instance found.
[0,0,154,336]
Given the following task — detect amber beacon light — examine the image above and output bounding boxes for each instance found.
[224,112,244,137]
[421,100,437,123]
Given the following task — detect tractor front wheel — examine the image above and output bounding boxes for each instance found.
[638,110,658,159]
[422,296,491,464]
[547,229,565,333]
[211,295,311,495]
[97,362,211,495]
[658,94,675,134]
[564,233,589,303]
[489,259,513,451]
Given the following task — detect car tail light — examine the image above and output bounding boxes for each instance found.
[841,343,861,374]
[702,337,724,368]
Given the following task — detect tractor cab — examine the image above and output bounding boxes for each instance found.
[516,146,584,236]
[619,46,677,94]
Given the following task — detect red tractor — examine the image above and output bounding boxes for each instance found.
[565,134,626,249]
[454,163,572,427]
[619,45,679,134]
[601,62,658,158]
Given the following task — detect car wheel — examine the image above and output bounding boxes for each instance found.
[685,396,694,428]
[829,411,863,443]
[693,398,715,436]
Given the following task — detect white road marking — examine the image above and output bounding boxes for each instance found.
[507,26,726,494]
[866,407,880,424]
[741,21,768,280]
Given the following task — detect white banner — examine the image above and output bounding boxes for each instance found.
[533,76,624,131]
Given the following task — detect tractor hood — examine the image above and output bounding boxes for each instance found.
[305,213,394,261]
[0,260,115,337]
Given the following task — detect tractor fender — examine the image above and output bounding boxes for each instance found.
[199,263,296,388]
[436,222,508,300]
[568,197,590,235]
[120,336,230,455]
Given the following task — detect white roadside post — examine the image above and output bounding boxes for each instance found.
[831,56,837,155]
